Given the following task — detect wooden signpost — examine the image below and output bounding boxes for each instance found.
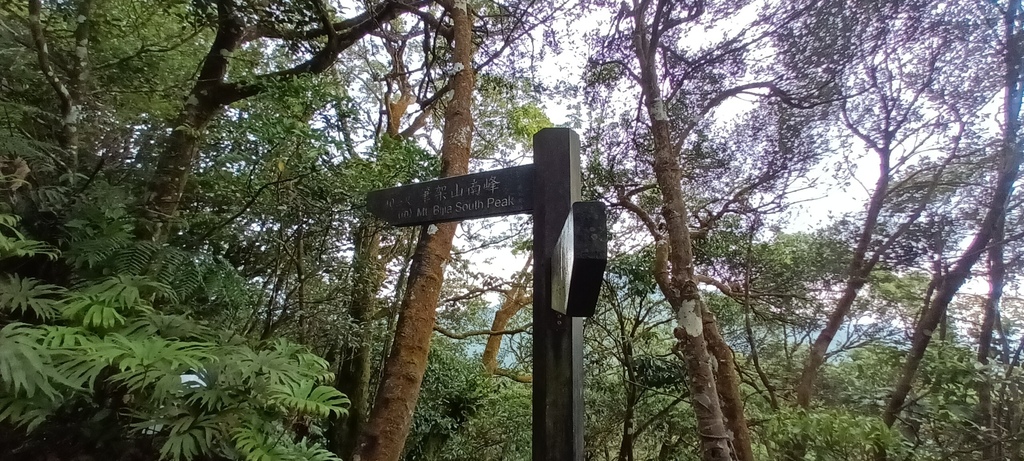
[367,128,606,461]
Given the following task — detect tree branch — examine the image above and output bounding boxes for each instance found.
[27,0,72,123]
[217,0,429,106]
[433,323,533,339]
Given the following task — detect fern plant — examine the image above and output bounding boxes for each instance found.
[0,214,58,261]
[0,212,348,461]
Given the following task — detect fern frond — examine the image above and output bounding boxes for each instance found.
[0,215,58,261]
[113,241,160,276]
[66,235,131,269]
[39,325,92,348]
[269,381,349,418]
[231,424,285,461]
[111,335,214,371]
[0,394,55,431]
[51,349,113,391]
[84,275,172,308]
[0,275,63,319]
[137,313,212,341]
[228,347,297,389]
[0,136,59,173]
[154,413,221,461]
[289,442,342,461]
[30,185,71,211]
[294,351,333,384]
[154,247,187,284]
[63,276,170,329]
[184,386,238,412]
[0,323,58,399]
[231,421,339,461]
[48,332,124,391]
[62,295,127,329]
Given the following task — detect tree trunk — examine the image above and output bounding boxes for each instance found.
[617,344,636,461]
[617,309,638,461]
[976,218,1004,461]
[795,90,895,409]
[329,38,428,453]
[631,5,737,459]
[1007,381,1023,461]
[136,0,414,242]
[481,259,531,374]
[743,242,778,410]
[27,0,91,172]
[880,0,1023,431]
[137,0,244,242]
[702,307,755,461]
[656,436,682,461]
[329,221,385,459]
[352,0,475,458]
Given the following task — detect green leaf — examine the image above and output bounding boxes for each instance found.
[0,394,54,431]
[0,275,63,319]
[156,413,221,461]
[269,381,349,418]
[0,323,58,399]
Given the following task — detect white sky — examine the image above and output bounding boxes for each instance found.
[451,3,1017,309]
[454,5,873,281]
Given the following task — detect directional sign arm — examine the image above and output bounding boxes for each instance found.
[551,201,608,317]
[366,165,534,226]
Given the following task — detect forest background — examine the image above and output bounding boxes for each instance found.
[0,0,1021,460]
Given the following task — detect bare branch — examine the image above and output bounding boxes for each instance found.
[433,323,533,339]
[494,368,532,383]
[614,184,663,239]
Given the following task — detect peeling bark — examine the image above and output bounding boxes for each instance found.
[628,1,744,459]
[702,307,754,461]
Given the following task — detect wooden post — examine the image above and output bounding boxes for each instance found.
[367,127,604,460]
[532,128,584,460]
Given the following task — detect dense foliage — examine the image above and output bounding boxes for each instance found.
[0,0,1021,460]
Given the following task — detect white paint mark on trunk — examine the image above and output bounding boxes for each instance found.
[652,98,669,121]
[678,299,702,337]
[65,105,80,125]
[427,224,439,235]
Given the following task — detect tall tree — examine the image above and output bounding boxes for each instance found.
[881,0,1024,436]
[588,0,838,457]
[795,1,976,408]
[352,0,476,458]
[137,0,425,242]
